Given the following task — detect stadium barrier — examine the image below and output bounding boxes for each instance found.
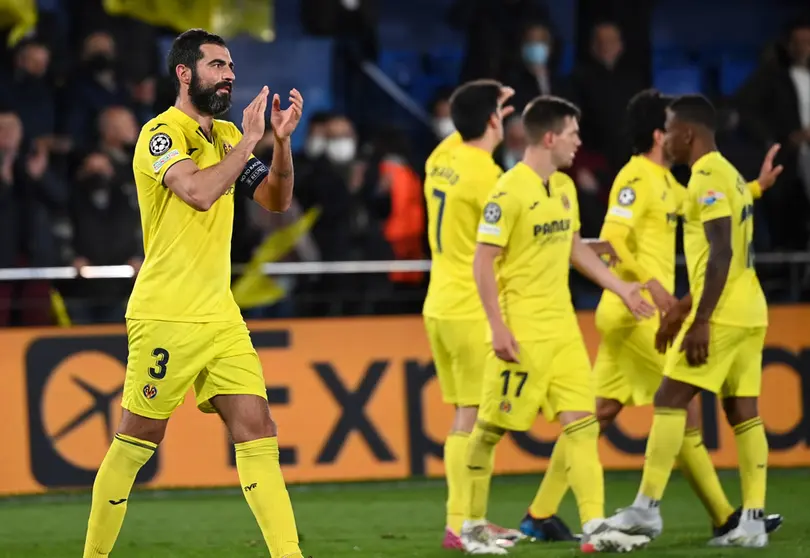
[1,306,809,496]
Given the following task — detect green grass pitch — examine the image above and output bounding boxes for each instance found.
[0,470,807,557]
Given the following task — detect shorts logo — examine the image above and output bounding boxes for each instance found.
[149,133,172,156]
[142,384,158,399]
[499,400,512,413]
[483,202,502,224]
[561,194,570,210]
[618,187,636,206]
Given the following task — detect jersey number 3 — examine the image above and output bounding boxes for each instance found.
[148,348,170,380]
[432,188,446,253]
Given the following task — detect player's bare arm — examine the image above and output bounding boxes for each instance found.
[681,218,732,366]
[581,238,621,267]
[570,232,655,320]
[164,87,270,211]
[252,89,304,212]
[655,293,693,353]
[473,242,519,363]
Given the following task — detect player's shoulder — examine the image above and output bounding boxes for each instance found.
[550,170,575,191]
[612,158,648,192]
[213,118,241,139]
[690,152,737,190]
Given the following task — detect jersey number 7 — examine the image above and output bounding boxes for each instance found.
[432,188,446,253]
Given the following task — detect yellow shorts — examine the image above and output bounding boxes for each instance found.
[121,319,268,420]
[424,317,489,406]
[664,324,766,397]
[479,332,595,431]
[594,322,664,407]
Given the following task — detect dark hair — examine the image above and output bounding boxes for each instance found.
[667,94,717,132]
[449,79,502,141]
[626,89,672,155]
[522,95,581,143]
[166,29,226,93]
[309,111,333,126]
[786,14,810,36]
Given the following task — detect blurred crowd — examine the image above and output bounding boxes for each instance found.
[0,2,809,327]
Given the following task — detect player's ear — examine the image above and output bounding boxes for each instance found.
[177,64,191,87]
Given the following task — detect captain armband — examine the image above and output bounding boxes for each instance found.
[236,158,270,199]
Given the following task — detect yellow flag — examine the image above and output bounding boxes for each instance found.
[0,0,37,46]
[103,0,274,41]
[232,207,321,309]
[49,288,72,327]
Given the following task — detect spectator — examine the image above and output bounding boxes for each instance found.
[569,21,646,175]
[430,89,455,141]
[64,31,131,149]
[737,17,810,251]
[61,152,142,324]
[0,38,56,144]
[98,105,138,172]
[507,22,567,112]
[0,113,22,325]
[497,114,526,170]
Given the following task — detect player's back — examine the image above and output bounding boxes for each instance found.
[423,134,502,320]
[682,151,768,327]
[477,163,581,339]
[597,155,680,326]
[127,106,243,323]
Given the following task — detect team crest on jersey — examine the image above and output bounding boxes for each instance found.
[483,202,502,223]
[149,132,172,156]
[223,142,233,154]
[618,186,636,206]
[142,384,158,399]
[561,194,570,210]
[499,400,512,413]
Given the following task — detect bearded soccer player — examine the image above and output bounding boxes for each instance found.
[519,89,784,543]
[460,95,655,555]
[607,95,771,548]
[423,79,528,550]
[82,29,305,558]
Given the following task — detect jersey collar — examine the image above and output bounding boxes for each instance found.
[691,150,720,170]
[633,154,669,177]
[165,106,214,143]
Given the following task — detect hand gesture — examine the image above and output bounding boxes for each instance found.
[498,86,516,120]
[681,319,710,367]
[492,322,520,363]
[618,281,655,320]
[270,88,304,141]
[242,86,269,145]
[654,296,690,354]
[646,278,678,315]
[756,143,784,193]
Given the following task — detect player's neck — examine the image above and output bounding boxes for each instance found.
[174,97,214,135]
[464,136,497,155]
[522,149,557,182]
[688,140,718,167]
[642,147,667,169]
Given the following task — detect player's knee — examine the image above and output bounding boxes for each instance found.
[722,396,758,427]
[653,377,696,409]
[596,398,622,432]
[232,411,277,443]
[452,406,478,434]
[117,410,167,446]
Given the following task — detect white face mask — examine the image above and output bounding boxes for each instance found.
[91,188,110,209]
[433,117,455,139]
[326,137,356,163]
[503,151,521,170]
[305,135,327,158]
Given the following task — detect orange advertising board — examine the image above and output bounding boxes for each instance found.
[1,307,809,496]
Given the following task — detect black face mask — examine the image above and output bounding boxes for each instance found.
[85,53,115,75]
[189,69,232,117]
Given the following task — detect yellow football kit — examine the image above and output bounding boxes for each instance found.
[123,106,268,419]
[423,132,502,406]
[476,163,594,431]
[665,152,769,395]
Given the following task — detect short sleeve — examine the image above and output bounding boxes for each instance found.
[477,191,518,247]
[604,171,649,227]
[690,168,732,222]
[134,121,191,185]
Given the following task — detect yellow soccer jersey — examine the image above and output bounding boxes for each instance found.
[126,106,245,322]
[423,132,503,319]
[476,163,580,339]
[598,155,680,323]
[681,152,768,327]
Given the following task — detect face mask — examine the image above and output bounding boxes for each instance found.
[305,135,327,158]
[86,53,115,75]
[503,151,520,170]
[326,137,356,163]
[522,42,550,66]
[433,117,455,139]
[91,187,111,209]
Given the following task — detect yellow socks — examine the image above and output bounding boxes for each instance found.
[562,416,604,525]
[83,434,156,557]
[678,428,735,526]
[465,423,502,522]
[235,437,302,558]
[444,432,470,533]
[528,435,569,519]
[733,417,768,511]
[637,408,686,505]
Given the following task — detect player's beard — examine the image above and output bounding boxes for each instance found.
[189,70,232,117]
